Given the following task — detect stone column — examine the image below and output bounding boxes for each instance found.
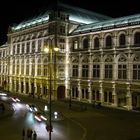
[112,82,117,107]
[99,81,104,103]
[23,80,26,94]
[88,82,92,103]
[78,81,81,101]
[18,79,21,94]
[126,84,132,110]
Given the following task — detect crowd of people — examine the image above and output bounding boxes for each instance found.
[22,128,37,140]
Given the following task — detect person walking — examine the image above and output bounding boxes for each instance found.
[22,128,25,140]
[33,131,37,140]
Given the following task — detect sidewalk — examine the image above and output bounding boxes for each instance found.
[0,100,13,118]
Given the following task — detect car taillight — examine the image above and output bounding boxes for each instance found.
[40,115,47,121]
[35,116,42,122]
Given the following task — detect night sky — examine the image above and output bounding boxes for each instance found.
[0,0,139,45]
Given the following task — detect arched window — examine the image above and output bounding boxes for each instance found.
[134,32,140,45]
[105,35,112,48]
[94,37,99,49]
[83,38,89,49]
[119,34,126,46]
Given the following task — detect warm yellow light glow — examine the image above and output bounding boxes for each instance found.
[44,47,59,53]
[54,47,59,52]
[44,48,49,53]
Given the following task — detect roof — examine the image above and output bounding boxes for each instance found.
[72,13,140,34]
[11,2,111,31]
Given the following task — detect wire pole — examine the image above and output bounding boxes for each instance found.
[49,48,52,140]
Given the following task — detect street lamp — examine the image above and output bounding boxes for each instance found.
[44,46,59,140]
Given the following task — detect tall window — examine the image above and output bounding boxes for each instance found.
[60,25,65,34]
[92,90,95,100]
[105,35,112,48]
[105,65,112,79]
[22,43,25,54]
[134,32,140,45]
[43,59,48,76]
[133,64,140,80]
[82,65,88,78]
[32,41,36,53]
[17,44,20,54]
[93,65,100,78]
[26,42,30,53]
[38,39,42,52]
[37,65,41,75]
[119,34,126,46]
[118,64,127,79]
[83,38,89,49]
[13,45,15,55]
[16,61,19,75]
[26,60,29,75]
[72,65,78,77]
[32,64,35,76]
[21,60,24,75]
[94,37,99,49]
[13,60,15,74]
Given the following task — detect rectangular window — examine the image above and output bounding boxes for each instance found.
[82,65,88,78]
[32,65,35,76]
[105,65,112,79]
[26,65,29,75]
[85,89,89,99]
[118,64,127,79]
[37,65,41,75]
[22,43,25,54]
[26,42,30,53]
[17,44,20,54]
[17,65,19,75]
[21,64,24,75]
[76,87,78,97]
[13,45,15,55]
[44,65,48,76]
[92,90,95,100]
[82,89,84,98]
[104,92,107,102]
[109,92,112,103]
[93,65,100,78]
[32,41,36,53]
[72,65,78,77]
[13,64,15,74]
[60,26,65,34]
[38,39,42,52]
[133,64,140,80]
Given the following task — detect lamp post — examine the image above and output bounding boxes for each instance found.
[44,47,59,140]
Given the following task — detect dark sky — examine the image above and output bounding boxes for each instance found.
[0,0,140,45]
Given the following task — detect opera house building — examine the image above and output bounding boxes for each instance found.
[0,2,140,110]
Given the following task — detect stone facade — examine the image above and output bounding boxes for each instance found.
[0,3,140,110]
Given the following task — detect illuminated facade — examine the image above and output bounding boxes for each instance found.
[0,2,140,110]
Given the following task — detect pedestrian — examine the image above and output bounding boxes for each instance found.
[33,131,37,140]
[22,128,25,140]
[29,128,33,138]
[27,128,30,138]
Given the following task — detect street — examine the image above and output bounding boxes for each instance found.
[1,93,140,140]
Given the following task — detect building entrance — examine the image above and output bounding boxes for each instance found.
[57,86,65,100]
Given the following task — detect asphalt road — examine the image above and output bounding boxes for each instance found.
[1,93,140,140]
